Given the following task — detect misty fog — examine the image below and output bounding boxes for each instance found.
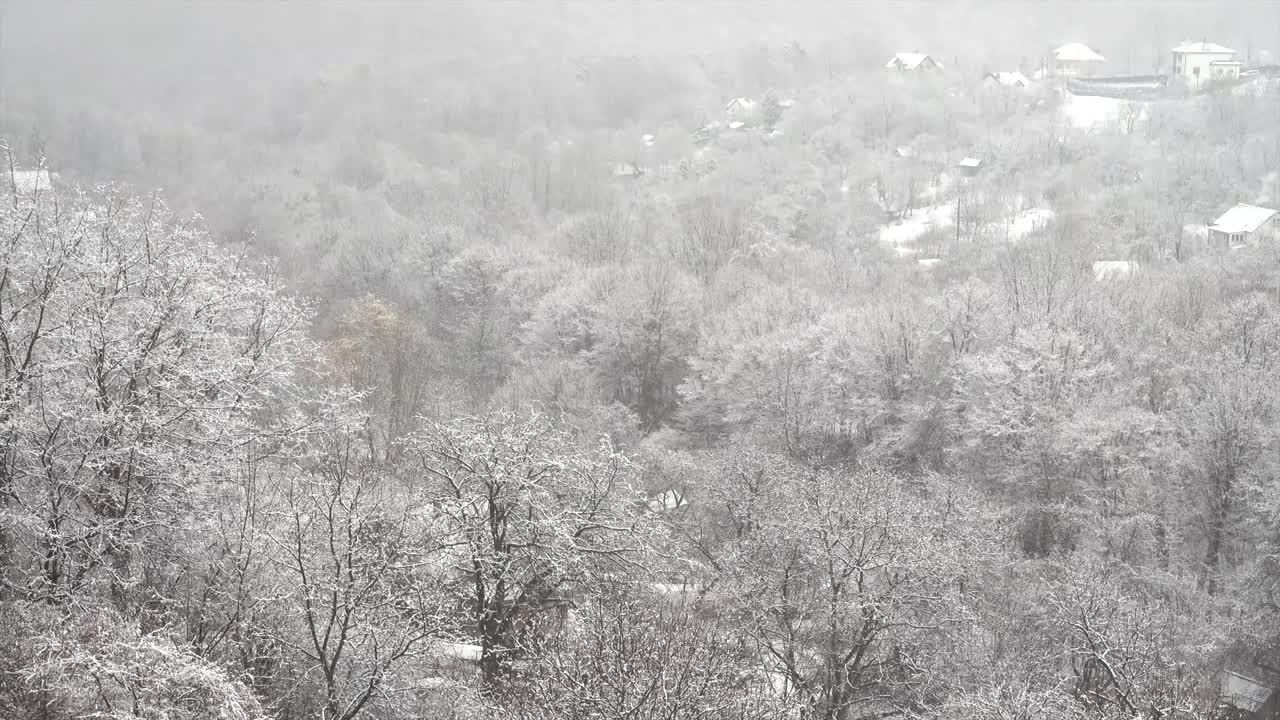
[3,2,1280,719]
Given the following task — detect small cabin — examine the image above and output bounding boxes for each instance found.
[957,157,983,177]
[1209,203,1280,246]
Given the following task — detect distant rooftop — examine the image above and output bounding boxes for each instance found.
[988,71,1031,87]
[1211,203,1278,234]
[886,52,941,70]
[1172,41,1236,55]
[1055,42,1106,63]
[958,157,982,167]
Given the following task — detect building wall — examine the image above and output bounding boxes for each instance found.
[1173,51,1237,84]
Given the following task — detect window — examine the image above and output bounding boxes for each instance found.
[1193,66,1200,78]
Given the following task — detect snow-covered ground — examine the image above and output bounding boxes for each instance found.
[879,200,1050,254]
[878,201,956,248]
[1003,207,1055,241]
[1061,93,1123,129]
[1092,260,1139,280]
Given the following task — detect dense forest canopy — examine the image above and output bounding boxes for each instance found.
[5,1,1280,719]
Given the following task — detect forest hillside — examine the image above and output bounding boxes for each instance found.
[4,2,1280,719]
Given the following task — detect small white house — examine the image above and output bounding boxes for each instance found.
[1054,42,1106,76]
[957,157,983,176]
[725,97,757,122]
[886,53,942,71]
[1209,203,1280,245]
[986,71,1031,88]
[1171,41,1240,85]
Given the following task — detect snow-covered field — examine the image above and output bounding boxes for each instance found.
[879,201,1051,254]
[878,201,956,248]
[1061,93,1123,129]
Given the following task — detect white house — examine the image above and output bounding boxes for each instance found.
[885,53,942,71]
[1171,41,1240,85]
[725,97,757,122]
[986,71,1031,88]
[1053,42,1106,76]
[1209,203,1280,245]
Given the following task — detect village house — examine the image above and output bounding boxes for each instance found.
[1053,42,1106,76]
[724,97,757,122]
[1209,203,1280,245]
[957,157,983,177]
[1171,40,1240,85]
[885,52,942,71]
[985,71,1031,88]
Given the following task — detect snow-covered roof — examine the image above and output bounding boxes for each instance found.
[1172,41,1236,55]
[641,133,656,146]
[958,157,983,168]
[1210,203,1279,234]
[886,53,940,70]
[1092,260,1138,280]
[727,120,746,130]
[895,146,915,158]
[1220,672,1272,714]
[1055,43,1106,63]
[9,170,53,194]
[725,97,756,112]
[988,71,1031,87]
[917,258,941,268]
